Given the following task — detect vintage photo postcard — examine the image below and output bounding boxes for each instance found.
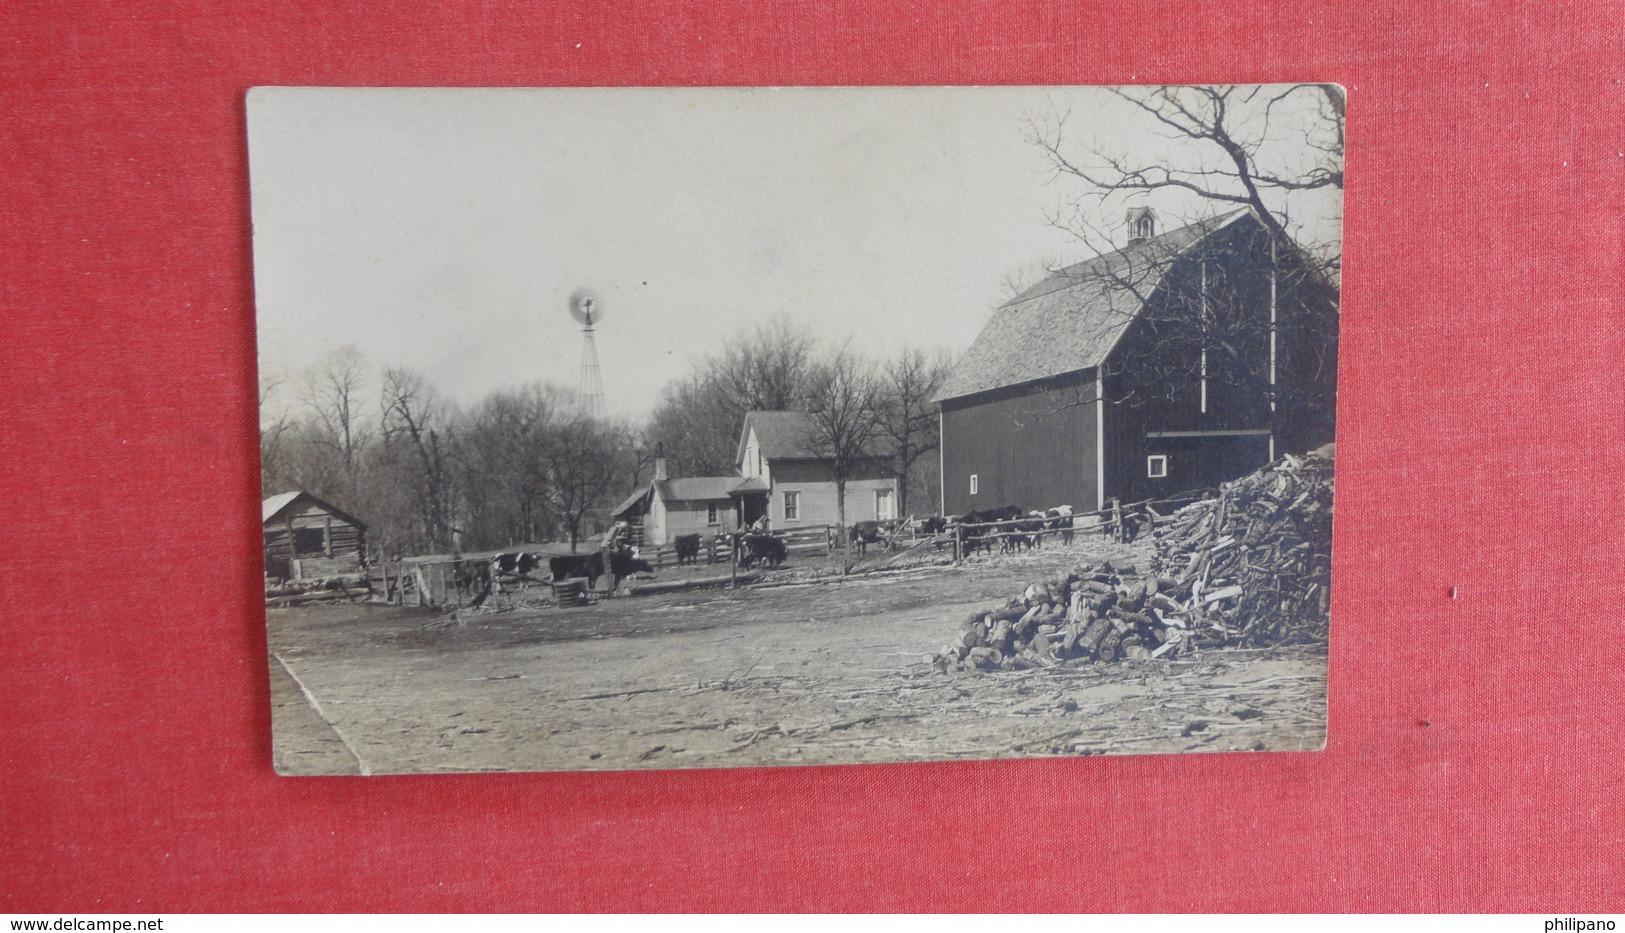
[250,86,1342,774]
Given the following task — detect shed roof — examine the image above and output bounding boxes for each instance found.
[936,209,1252,403]
[610,485,654,519]
[657,477,741,502]
[612,473,774,518]
[261,490,368,530]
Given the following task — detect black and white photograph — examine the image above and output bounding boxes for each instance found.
[251,85,1342,775]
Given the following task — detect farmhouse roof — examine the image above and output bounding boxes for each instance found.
[738,410,821,463]
[935,209,1253,403]
[261,490,368,530]
[735,410,892,467]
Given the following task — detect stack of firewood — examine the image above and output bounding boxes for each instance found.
[928,560,1166,672]
[1148,444,1334,648]
[926,445,1333,672]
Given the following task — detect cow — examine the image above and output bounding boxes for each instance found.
[452,559,494,607]
[491,550,544,578]
[850,520,893,556]
[914,515,952,550]
[1045,505,1076,546]
[737,533,789,569]
[673,533,702,566]
[958,505,1023,555]
[549,550,656,592]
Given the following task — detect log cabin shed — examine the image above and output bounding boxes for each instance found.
[935,208,1337,517]
[262,491,368,581]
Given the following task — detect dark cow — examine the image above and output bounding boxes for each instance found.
[849,520,893,556]
[673,533,702,566]
[452,559,494,606]
[737,533,789,569]
[915,515,952,550]
[549,550,656,592]
[958,506,1023,555]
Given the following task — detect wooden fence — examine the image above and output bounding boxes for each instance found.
[639,524,835,569]
[946,490,1215,562]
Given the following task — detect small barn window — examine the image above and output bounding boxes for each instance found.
[783,491,799,521]
[707,503,720,525]
[1147,455,1169,479]
[969,474,979,495]
[875,488,894,521]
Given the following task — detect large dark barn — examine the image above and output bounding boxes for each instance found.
[936,207,1337,517]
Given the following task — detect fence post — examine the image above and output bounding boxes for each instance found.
[1111,497,1124,544]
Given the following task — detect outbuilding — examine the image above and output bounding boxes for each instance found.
[610,460,770,547]
[262,491,369,581]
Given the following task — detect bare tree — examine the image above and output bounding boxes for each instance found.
[709,316,817,416]
[1032,85,1343,264]
[877,347,949,518]
[1023,85,1343,448]
[379,367,459,554]
[259,374,296,494]
[300,346,372,483]
[461,384,568,547]
[801,346,886,573]
[646,373,744,476]
[649,317,820,475]
[545,413,630,553]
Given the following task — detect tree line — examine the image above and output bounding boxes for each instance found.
[261,323,949,559]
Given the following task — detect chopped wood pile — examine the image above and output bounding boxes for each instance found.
[927,446,1333,673]
[1149,444,1334,648]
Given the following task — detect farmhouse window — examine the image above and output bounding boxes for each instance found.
[1147,455,1169,479]
[969,474,979,495]
[875,488,894,521]
[783,491,799,521]
[707,503,720,525]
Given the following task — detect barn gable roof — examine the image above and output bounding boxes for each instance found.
[936,209,1253,403]
[261,490,368,530]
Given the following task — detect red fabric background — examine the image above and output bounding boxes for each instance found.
[2,0,1622,912]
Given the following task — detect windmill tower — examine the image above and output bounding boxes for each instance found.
[569,288,608,421]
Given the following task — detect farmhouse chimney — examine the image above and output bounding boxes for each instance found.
[653,457,668,481]
[1125,206,1159,246]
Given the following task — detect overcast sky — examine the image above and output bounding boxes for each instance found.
[249,86,1339,421]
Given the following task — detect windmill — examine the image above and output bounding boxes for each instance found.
[568,287,608,421]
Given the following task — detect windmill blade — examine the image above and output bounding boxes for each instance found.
[568,288,604,327]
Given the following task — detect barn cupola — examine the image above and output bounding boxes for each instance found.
[1125,206,1159,246]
